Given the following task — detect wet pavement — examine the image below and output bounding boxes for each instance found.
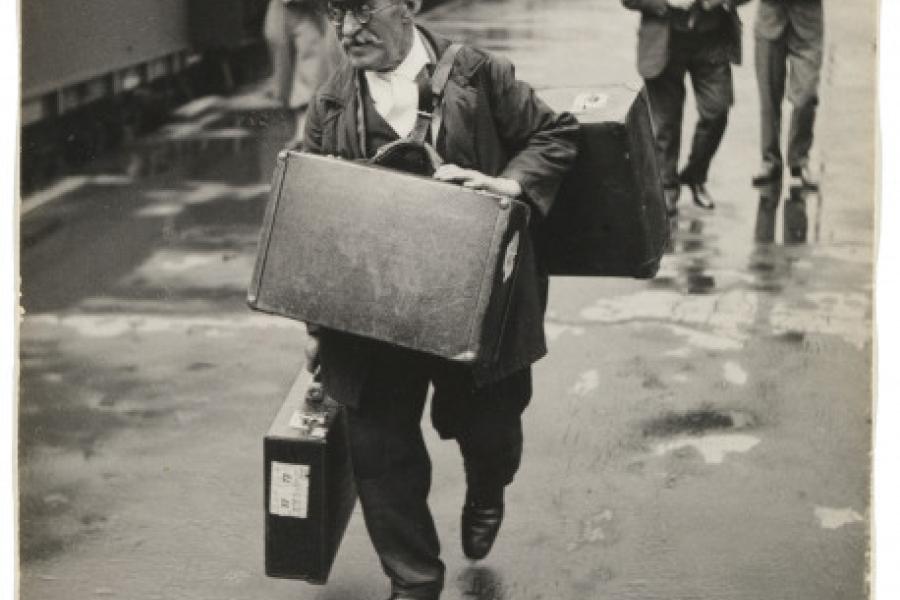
[18,0,874,598]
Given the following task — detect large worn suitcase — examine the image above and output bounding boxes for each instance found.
[248,152,530,363]
[264,369,356,582]
[539,84,668,278]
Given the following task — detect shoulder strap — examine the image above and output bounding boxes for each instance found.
[429,43,463,147]
[409,43,463,146]
[430,43,464,99]
[408,65,437,144]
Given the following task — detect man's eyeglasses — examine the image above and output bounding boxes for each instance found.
[326,1,396,26]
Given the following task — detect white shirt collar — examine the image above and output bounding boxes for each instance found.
[362,30,434,139]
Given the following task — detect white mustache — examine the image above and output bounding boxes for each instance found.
[342,31,379,47]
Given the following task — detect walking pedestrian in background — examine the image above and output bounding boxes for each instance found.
[751,0,824,190]
[622,0,749,215]
[264,0,343,145]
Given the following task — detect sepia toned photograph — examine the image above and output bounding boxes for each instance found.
[16,0,880,598]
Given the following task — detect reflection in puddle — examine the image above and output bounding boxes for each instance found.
[686,264,716,294]
[580,291,755,350]
[653,433,761,464]
[769,291,871,349]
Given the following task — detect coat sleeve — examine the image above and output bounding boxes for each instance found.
[621,0,669,17]
[302,95,325,154]
[483,56,580,218]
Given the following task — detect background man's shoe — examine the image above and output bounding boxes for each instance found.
[461,500,504,560]
[790,166,819,190]
[686,182,716,210]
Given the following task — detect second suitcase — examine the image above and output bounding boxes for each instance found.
[539,84,668,278]
[264,369,356,583]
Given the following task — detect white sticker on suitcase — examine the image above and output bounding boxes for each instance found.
[270,462,310,519]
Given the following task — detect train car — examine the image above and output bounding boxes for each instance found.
[21,0,272,125]
[19,0,269,192]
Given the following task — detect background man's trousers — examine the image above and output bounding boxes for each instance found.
[755,2,824,172]
[644,31,734,189]
[344,347,531,599]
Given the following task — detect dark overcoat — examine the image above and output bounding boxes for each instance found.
[302,26,579,407]
[621,0,751,79]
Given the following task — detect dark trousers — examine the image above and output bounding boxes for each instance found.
[644,31,734,188]
[344,348,531,599]
[755,25,823,171]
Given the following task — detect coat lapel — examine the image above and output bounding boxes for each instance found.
[317,66,364,158]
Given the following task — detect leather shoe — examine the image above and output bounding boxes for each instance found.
[790,166,819,190]
[461,499,504,560]
[752,165,782,187]
[685,182,716,210]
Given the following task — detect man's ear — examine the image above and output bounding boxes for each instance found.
[401,0,423,18]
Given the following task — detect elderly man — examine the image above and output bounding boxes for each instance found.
[751,0,824,189]
[301,1,578,598]
[622,0,749,214]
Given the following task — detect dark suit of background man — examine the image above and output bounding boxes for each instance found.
[302,0,578,597]
[623,0,749,213]
[752,0,824,189]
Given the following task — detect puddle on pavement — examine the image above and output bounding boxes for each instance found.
[457,566,506,600]
[18,343,176,462]
[641,405,762,465]
[18,340,180,562]
[643,408,757,438]
[769,291,871,350]
[653,433,761,465]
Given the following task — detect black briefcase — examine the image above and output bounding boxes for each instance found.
[264,369,356,583]
[248,152,529,363]
[539,85,668,278]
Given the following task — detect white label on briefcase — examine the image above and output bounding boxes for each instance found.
[269,462,310,518]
